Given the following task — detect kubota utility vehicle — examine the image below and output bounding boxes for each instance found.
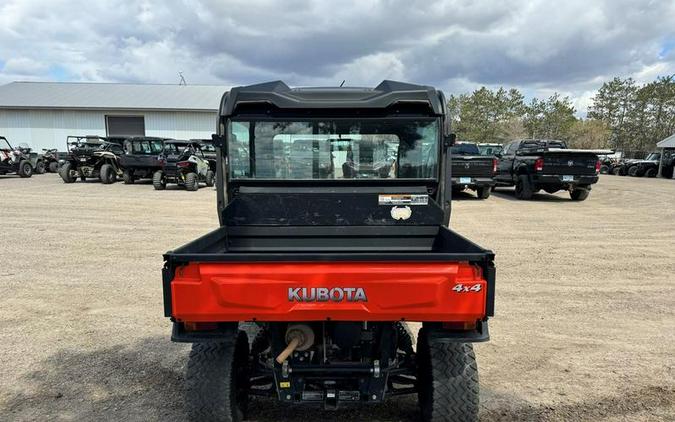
[162,81,496,422]
[118,136,169,184]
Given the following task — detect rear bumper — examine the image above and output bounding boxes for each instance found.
[533,174,599,186]
[168,261,490,323]
[451,177,496,189]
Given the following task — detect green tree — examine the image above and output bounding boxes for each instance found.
[522,93,577,140]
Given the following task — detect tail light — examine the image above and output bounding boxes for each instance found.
[595,160,601,174]
[534,158,544,172]
[492,159,498,174]
[177,161,190,168]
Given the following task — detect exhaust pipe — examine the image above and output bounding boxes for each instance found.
[276,324,315,364]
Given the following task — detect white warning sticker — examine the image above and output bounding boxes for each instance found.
[378,194,429,206]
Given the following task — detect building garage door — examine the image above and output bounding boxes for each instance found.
[106,115,145,137]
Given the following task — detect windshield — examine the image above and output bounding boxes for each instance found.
[478,144,503,156]
[451,143,480,155]
[645,153,661,161]
[228,119,439,180]
[0,138,11,150]
[129,139,164,154]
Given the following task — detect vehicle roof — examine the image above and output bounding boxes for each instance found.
[219,80,445,116]
[126,136,169,142]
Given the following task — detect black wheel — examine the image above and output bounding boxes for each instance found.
[152,170,166,190]
[570,186,590,201]
[185,172,199,191]
[60,162,76,183]
[627,165,642,177]
[35,160,46,174]
[476,187,491,199]
[514,175,533,200]
[205,170,215,187]
[48,161,59,173]
[417,329,479,422]
[99,164,116,184]
[644,168,657,178]
[18,160,33,178]
[186,331,249,422]
[122,169,135,184]
[599,165,610,174]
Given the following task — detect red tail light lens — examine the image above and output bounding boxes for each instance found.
[534,158,544,172]
[177,161,190,168]
[595,160,601,174]
[492,159,498,174]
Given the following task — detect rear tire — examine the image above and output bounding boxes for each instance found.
[60,162,76,183]
[570,186,590,201]
[99,164,116,184]
[205,170,215,187]
[186,331,249,422]
[476,187,491,199]
[35,161,46,174]
[18,160,33,178]
[514,175,533,200]
[122,169,135,184]
[152,170,166,190]
[599,164,610,174]
[48,161,59,173]
[644,168,657,178]
[185,172,199,191]
[627,166,642,177]
[417,330,479,422]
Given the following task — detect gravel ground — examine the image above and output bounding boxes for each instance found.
[0,173,673,421]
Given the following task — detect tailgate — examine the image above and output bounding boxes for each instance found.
[451,156,494,177]
[542,152,598,176]
[170,261,488,323]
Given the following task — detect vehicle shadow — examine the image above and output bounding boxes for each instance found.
[451,191,482,201]
[491,188,569,202]
[3,337,671,421]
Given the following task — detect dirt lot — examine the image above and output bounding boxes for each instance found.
[0,174,673,421]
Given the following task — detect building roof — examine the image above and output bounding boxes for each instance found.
[657,133,675,148]
[0,81,228,112]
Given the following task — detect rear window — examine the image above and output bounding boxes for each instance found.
[451,143,480,155]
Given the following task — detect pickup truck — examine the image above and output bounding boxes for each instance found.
[162,80,495,422]
[495,139,607,201]
[451,142,497,199]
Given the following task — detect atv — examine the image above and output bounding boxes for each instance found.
[118,136,168,184]
[162,81,495,422]
[12,142,46,174]
[59,136,125,184]
[41,148,61,173]
[152,140,215,191]
[0,136,34,178]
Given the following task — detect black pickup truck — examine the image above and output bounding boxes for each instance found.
[495,139,607,201]
[451,142,497,199]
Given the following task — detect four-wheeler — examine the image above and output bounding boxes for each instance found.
[451,142,497,199]
[118,136,169,184]
[13,143,47,174]
[495,139,609,201]
[162,81,496,422]
[41,148,62,173]
[0,136,34,178]
[153,140,215,191]
[59,136,125,184]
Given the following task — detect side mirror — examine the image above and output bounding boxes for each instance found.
[444,134,457,148]
[212,133,226,150]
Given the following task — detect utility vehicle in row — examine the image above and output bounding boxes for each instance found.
[59,136,124,184]
[496,139,610,200]
[451,142,497,199]
[0,136,34,177]
[162,81,496,422]
[152,140,215,191]
[118,136,169,184]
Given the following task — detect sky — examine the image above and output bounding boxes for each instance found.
[0,0,674,114]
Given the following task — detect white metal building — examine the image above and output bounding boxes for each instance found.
[0,82,228,150]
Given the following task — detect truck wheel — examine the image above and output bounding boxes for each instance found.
[18,160,33,178]
[60,162,76,183]
[205,170,215,187]
[123,169,135,184]
[417,330,479,422]
[644,168,657,178]
[185,172,199,191]
[476,187,491,199]
[153,170,166,190]
[627,166,642,177]
[514,175,533,200]
[48,161,59,173]
[570,186,590,201]
[35,160,46,174]
[100,164,116,184]
[186,331,249,422]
